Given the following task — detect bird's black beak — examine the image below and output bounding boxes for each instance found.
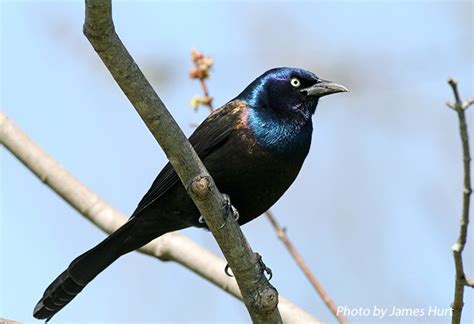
[300,79,349,98]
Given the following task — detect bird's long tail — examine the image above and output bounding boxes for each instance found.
[33,217,151,321]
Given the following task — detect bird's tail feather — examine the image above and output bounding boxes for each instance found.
[33,219,136,321]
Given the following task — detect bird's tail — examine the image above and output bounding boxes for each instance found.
[33,218,144,321]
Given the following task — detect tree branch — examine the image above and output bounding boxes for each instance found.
[0,111,319,323]
[0,318,21,324]
[446,77,473,324]
[265,210,348,324]
[81,1,281,322]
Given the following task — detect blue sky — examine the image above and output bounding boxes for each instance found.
[1,0,473,323]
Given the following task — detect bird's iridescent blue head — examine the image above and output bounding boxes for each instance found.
[237,67,348,117]
[234,67,347,157]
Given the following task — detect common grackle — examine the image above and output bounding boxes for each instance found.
[33,67,347,320]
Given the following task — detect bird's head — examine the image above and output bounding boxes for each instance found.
[237,67,348,117]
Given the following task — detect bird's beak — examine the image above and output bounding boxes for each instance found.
[300,79,349,98]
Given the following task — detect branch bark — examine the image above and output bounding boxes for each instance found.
[74,1,282,322]
[446,77,473,324]
[0,111,319,323]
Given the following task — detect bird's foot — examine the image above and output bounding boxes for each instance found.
[255,252,273,282]
[222,193,239,223]
[198,193,239,227]
[223,253,273,281]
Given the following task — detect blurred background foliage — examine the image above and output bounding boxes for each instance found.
[1,1,473,323]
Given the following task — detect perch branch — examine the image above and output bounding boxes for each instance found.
[446,77,473,324]
[0,111,319,323]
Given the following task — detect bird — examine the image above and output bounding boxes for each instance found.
[33,67,347,321]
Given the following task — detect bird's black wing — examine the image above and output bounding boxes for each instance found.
[131,100,246,217]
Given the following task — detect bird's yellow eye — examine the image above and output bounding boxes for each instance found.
[290,78,301,88]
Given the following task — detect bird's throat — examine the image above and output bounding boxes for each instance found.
[247,107,312,159]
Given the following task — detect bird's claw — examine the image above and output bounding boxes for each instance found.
[223,194,239,221]
[224,264,233,277]
[220,194,239,229]
[198,194,239,227]
[223,253,272,281]
[255,253,273,281]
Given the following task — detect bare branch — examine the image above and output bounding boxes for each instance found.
[448,78,463,108]
[446,102,456,110]
[466,278,474,288]
[463,98,474,110]
[0,111,320,323]
[447,77,473,324]
[0,318,21,324]
[265,210,348,324]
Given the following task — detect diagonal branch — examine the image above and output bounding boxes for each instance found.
[446,77,473,324]
[265,210,348,324]
[0,111,320,323]
[82,1,280,322]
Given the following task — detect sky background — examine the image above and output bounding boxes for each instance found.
[1,0,473,323]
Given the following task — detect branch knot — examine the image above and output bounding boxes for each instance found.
[190,175,211,199]
[253,285,279,312]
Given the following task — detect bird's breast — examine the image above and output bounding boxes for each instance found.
[245,108,312,160]
[204,125,309,225]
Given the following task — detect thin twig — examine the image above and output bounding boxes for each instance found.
[189,49,347,324]
[189,49,214,113]
[199,77,213,110]
[265,210,349,324]
[463,98,474,110]
[466,278,474,288]
[446,77,473,324]
[0,111,320,323]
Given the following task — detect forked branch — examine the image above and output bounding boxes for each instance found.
[446,77,474,324]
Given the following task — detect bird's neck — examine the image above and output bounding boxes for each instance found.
[247,107,313,159]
